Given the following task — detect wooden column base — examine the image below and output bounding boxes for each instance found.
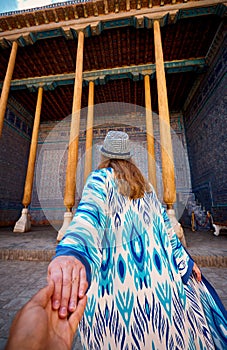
[57,211,73,241]
[13,208,31,233]
[167,208,187,247]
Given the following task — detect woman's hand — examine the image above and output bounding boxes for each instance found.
[48,255,88,318]
[192,262,202,282]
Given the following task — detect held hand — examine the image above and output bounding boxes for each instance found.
[5,281,87,350]
[48,255,88,318]
[192,262,202,282]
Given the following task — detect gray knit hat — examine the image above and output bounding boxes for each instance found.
[100,130,132,160]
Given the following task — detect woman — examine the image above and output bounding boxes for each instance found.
[48,131,226,349]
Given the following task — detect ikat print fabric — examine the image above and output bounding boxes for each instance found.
[56,168,227,349]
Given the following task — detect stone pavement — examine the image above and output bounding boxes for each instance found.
[0,226,226,349]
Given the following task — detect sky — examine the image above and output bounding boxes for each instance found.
[0,0,66,14]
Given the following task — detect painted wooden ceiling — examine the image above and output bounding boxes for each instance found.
[0,0,225,121]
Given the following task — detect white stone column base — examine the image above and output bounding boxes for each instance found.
[57,211,73,242]
[213,224,227,236]
[167,208,187,247]
[13,208,31,233]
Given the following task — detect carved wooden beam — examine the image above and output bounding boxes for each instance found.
[24,15,31,27]
[0,58,207,91]
[83,4,88,18]
[43,11,49,24]
[0,2,225,45]
[104,0,109,14]
[53,10,59,23]
[115,0,119,13]
[73,6,79,19]
[93,3,99,16]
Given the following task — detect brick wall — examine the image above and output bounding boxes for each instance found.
[184,41,227,223]
[30,108,191,227]
[0,108,32,226]
[0,103,192,228]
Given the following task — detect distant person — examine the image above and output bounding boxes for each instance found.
[48,130,227,349]
[5,280,87,350]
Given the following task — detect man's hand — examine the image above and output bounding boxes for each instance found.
[48,255,88,318]
[5,281,87,350]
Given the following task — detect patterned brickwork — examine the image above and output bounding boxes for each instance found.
[0,108,31,225]
[184,40,227,223]
[0,103,192,227]
[30,111,192,225]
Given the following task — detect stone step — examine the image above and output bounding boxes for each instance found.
[0,247,226,267]
[0,226,226,267]
[0,247,55,261]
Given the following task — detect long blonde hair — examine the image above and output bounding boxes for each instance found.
[98,158,151,200]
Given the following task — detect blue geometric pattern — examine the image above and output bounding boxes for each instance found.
[56,168,227,349]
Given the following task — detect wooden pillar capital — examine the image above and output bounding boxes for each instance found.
[153,18,160,24]
[152,17,167,28]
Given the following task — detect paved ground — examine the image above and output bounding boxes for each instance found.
[0,226,226,349]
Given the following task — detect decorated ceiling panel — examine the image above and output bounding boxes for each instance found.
[162,16,221,61]
[0,0,225,122]
[0,15,220,81]
[9,70,197,121]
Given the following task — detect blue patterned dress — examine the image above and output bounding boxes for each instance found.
[55,168,227,350]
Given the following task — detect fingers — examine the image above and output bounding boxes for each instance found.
[68,270,79,313]
[193,263,202,282]
[58,262,74,318]
[78,266,88,298]
[48,257,88,319]
[69,265,88,312]
[68,295,87,334]
[196,269,202,282]
[48,257,73,316]
[48,264,63,311]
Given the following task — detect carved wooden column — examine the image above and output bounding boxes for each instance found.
[153,19,186,246]
[84,81,94,184]
[144,74,157,192]
[57,30,84,241]
[14,87,43,232]
[0,41,18,137]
